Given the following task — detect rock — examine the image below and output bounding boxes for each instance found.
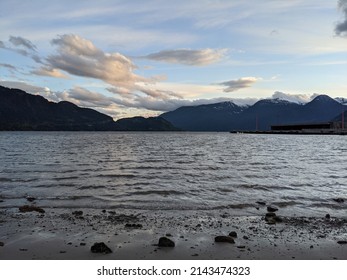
[265,212,277,218]
[19,205,45,214]
[0,242,4,247]
[256,201,266,206]
[80,242,86,246]
[72,210,83,216]
[26,196,36,202]
[266,218,276,225]
[229,231,238,238]
[325,214,331,219]
[0,200,3,203]
[267,206,278,212]
[273,216,283,223]
[337,241,347,245]
[158,237,175,247]
[243,236,249,240]
[333,198,344,203]
[91,242,112,254]
[214,236,235,244]
[237,245,246,249]
[125,223,143,229]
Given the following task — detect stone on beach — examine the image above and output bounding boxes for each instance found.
[267,206,278,212]
[90,242,112,254]
[228,231,238,238]
[158,237,175,247]
[215,236,235,244]
[19,205,45,214]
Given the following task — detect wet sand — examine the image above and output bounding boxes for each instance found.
[1,201,347,260]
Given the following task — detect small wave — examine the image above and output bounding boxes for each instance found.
[96,174,137,179]
[129,190,185,196]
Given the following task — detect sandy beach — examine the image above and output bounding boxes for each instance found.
[1,200,347,260]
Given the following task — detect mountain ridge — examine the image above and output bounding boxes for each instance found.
[0,86,178,131]
[161,95,347,131]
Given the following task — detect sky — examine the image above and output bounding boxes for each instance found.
[0,0,347,119]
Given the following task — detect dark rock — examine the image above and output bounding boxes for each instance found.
[102,209,107,213]
[214,236,235,244]
[26,196,36,202]
[267,206,278,212]
[125,223,143,229]
[166,233,172,237]
[273,216,283,223]
[158,237,175,247]
[91,242,112,254]
[229,231,238,238]
[337,241,347,244]
[237,245,246,249]
[0,200,3,203]
[80,242,86,246]
[72,210,83,216]
[265,212,277,218]
[256,201,266,206]
[19,205,45,214]
[333,198,344,203]
[325,214,331,219]
[243,236,249,240]
[0,242,4,247]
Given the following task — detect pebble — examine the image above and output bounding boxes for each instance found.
[267,206,278,212]
[19,205,45,214]
[214,236,235,244]
[325,214,331,219]
[256,201,266,206]
[158,237,175,247]
[0,242,4,247]
[72,211,83,216]
[229,231,238,238]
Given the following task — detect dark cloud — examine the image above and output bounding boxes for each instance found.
[142,48,227,66]
[9,36,37,51]
[0,63,17,71]
[217,77,260,92]
[335,0,347,36]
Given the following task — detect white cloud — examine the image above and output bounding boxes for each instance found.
[32,67,69,79]
[0,80,49,94]
[142,49,227,66]
[45,34,148,89]
[217,77,261,92]
[271,91,312,104]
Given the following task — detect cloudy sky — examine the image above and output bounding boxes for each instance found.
[0,0,346,119]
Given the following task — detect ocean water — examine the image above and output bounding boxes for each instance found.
[0,132,346,217]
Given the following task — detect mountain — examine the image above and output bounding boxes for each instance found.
[161,95,347,131]
[160,101,246,131]
[114,116,180,131]
[0,86,178,131]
